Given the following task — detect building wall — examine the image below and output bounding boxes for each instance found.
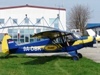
[0,6,66,30]
[0,5,66,43]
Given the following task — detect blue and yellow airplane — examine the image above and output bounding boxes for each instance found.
[1,30,95,60]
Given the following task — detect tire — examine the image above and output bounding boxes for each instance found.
[72,56,79,61]
[78,53,82,58]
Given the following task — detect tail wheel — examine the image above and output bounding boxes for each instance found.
[72,56,79,61]
[78,53,82,58]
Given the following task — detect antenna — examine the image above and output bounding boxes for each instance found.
[25,14,27,18]
[62,0,64,7]
[56,5,61,20]
[58,5,60,18]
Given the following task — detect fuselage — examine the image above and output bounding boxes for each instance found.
[8,36,94,54]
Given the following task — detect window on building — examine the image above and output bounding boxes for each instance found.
[30,39,34,42]
[0,19,4,24]
[20,29,24,33]
[36,18,41,24]
[8,29,13,33]
[12,29,18,33]
[24,29,30,33]
[24,18,29,24]
[9,33,12,38]
[29,29,34,38]
[0,33,4,41]
[25,34,29,42]
[49,18,59,29]
[54,23,59,29]
[13,19,17,24]
[36,29,41,33]
[20,34,24,38]
[8,29,18,43]
[20,39,24,43]
[8,29,18,33]
[49,18,55,24]
[29,29,34,34]
[12,34,18,38]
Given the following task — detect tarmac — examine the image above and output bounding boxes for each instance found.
[0,43,100,63]
[79,43,100,63]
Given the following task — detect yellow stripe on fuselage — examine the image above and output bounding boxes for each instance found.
[1,34,11,54]
[72,36,93,46]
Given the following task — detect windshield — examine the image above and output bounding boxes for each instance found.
[73,33,81,38]
[52,33,75,44]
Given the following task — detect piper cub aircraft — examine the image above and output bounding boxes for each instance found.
[2,30,95,60]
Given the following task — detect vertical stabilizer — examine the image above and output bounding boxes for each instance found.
[1,34,11,54]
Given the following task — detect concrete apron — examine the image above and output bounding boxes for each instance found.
[79,44,100,63]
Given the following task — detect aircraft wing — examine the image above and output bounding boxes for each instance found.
[33,30,71,39]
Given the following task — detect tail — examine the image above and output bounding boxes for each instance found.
[1,34,18,54]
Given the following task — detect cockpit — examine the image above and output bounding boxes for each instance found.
[33,30,77,47]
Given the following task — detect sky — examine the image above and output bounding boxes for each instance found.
[0,0,100,23]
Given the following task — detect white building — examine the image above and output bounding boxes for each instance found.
[0,4,66,43]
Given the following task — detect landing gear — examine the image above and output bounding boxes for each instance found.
[72,56,79,60]
[72,53,82,60]
[77,53,82,58]
[68,51,83,61]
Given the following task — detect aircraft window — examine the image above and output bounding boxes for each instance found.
[52,34,74,44]
[52,37,63,44]
[66,34,74,40]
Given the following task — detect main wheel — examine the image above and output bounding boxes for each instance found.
[78,53,82,58]
[72,56,79,60]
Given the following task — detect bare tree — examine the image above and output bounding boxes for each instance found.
[68,5,91,35]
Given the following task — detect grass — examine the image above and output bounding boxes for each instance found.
[0,53,100,75]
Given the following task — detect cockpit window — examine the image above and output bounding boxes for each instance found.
[52,33,74,44]
[66,34,74,40]
[53,37,63,44]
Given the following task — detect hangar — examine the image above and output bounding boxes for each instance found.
[0,4,66,43]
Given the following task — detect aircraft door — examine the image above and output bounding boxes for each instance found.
[65,34,77,46]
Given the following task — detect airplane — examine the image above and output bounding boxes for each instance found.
[86,29,100,42]
[1,30,95,60]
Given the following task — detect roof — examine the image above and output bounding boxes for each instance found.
[0,4,66,11]
[86,23,100,29]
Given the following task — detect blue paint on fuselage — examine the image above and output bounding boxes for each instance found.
[9,36,94,54]
[11,42,93,54]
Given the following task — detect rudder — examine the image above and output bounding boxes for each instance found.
[1,34,11,54]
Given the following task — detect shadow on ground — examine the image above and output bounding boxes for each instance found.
[0,54,71,65]
[21,56,71,65]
